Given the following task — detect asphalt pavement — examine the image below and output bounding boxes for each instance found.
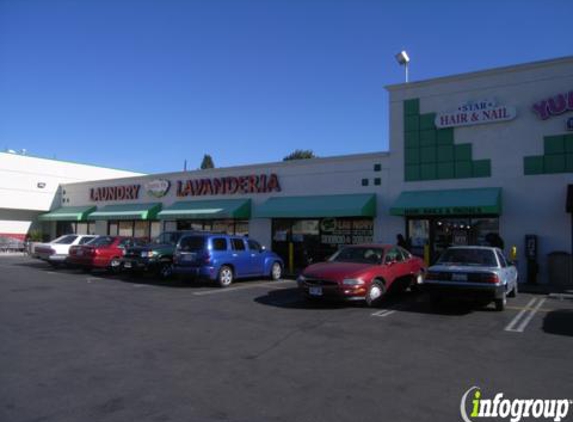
[1,256,572,422]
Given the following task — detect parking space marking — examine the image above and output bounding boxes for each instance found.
[193,281,296,296]
[371,309,396,317]
[504,297,547,333]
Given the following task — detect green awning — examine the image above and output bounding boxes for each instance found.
[390,188,502,216]
[38,205,97,222]
[88,203,162,221]
[254,194,376,218]
[157,199,251,220]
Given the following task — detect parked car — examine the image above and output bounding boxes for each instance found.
[173,233,284,287]
[68,236,147,272]
[121,231,196,279]
[297,244,426,306]
[34,234,97,267]
[422,246,518,311]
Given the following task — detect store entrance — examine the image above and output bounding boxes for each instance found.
[406,216,500,264]
[272,217,374,272]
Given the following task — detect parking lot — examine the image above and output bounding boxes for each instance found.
[1,255,572,422]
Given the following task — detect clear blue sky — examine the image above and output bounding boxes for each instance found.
[0,0,570,174]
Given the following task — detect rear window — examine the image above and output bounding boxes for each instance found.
[87,236,115,247]
[179,236,206,252]
[437,248,497,267]
[211,238,228,251]
[79,236,96,245]
[53,235,78,245]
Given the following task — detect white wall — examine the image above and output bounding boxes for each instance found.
[385,57,573,283]
[0,152,144,239]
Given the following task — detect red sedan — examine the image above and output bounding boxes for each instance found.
[297,244,426,306]
[68,236,146,272]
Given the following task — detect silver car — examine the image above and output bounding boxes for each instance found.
[422,246,518,311]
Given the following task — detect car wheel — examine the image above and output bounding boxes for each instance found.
[218,266,234,288]
[109,258,122,274]
[158,262,173,279]
[508,280,518,298]
[494,293,507,311]
[270,262,282,281]
[365,280,386,307]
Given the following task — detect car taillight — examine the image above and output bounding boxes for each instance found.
[481,273,499,284]
[425,272,450,281]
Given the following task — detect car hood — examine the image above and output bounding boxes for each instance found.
[302,261,375,282]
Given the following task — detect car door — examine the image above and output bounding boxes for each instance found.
[383,247,405,285]
[230,237,251,277]
[496,249,516,288]
[246,239,265,276]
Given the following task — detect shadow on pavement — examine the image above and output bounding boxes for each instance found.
[254,288,479,316]
[543,309,573,337]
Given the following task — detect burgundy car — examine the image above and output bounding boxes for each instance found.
[68,236,147,272]
[297,244,426,306]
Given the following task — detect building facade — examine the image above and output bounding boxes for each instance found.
[0,152,144,242]
[35,56,573,283]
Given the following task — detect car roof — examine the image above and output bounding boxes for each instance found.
[445,246,499,251]
[347,243,393,250]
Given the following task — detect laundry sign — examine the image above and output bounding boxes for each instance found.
[435,98,517,128]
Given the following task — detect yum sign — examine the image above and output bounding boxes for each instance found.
[532,90,573,120]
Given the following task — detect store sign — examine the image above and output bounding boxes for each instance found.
[404,206,489,216]
[176,173,281,197]
[90,184,140,201]
[145,179,170,198]
[532,90,573,120]
[320,218,373,245]
[435,98,516,128]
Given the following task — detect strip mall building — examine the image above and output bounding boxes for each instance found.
[35,56,573,283]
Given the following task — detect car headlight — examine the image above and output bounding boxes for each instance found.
[141,251,154,258]
[342,278,365,286]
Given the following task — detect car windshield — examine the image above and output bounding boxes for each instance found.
[329,247,384,264]
[52,235,78,245]
[86,236,115,247]
[153,232,182,245]
[437,248,497,267]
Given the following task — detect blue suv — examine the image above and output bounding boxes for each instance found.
[173,233,284,287]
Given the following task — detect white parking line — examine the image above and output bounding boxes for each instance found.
[504,297,546,333]
[371,308,399,317]
[193,281,295,296]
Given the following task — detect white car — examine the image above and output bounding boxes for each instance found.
[35,234,98,267]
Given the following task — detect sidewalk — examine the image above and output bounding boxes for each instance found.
[519,282,573,295]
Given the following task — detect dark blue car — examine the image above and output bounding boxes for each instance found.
[172,233,284,287]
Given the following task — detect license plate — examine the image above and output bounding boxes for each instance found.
[452,273,467,281]
[124,261,132,269]
[309,286,323,296]
[183,253,196,261]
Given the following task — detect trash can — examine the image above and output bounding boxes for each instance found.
[547,251,573,286]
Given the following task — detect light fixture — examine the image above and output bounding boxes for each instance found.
[395,50,410,83]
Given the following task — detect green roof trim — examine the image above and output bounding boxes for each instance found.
[88,203,162,221]
[37,205,97,222]
[390,187,502,216]
[254,194,376,218]
[157,199,251,220]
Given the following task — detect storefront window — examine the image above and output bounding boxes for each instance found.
[175,219,248,235]
[108,221,118,236]
[150,222,162,239]
[56,221,95,237]
[134,221,149,239]
[407,216,500,264]
[272,218,374,271]
[118,221,133,236]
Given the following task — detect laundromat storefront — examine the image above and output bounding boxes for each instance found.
[255,194,376,270]
[87,203,163,239]
[157,199,251,236]
[38,205,97,236]
[390,187,502,263]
